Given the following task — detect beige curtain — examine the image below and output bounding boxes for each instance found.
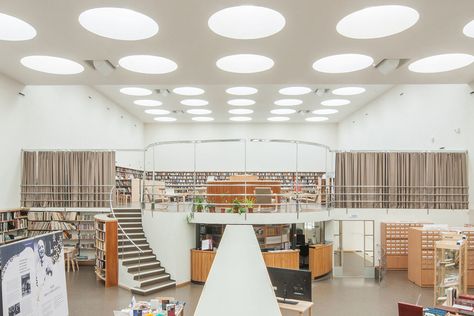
[21,151,115,207]
[335,152,468,209]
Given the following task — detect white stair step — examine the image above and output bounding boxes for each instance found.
[131,281,176,295]
[120,227,143,231]
[119,249,153,256]
[137,274,170,285]
[116,217,142,221]
[126,261,161,270]
[119,244,149,249]
[122,255,156,264]
[134,268,166,278]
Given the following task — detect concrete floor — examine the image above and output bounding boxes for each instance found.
[66,266,441,316]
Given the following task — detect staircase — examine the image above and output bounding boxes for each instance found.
[113,208,176,295]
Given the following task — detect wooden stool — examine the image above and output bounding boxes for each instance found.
[64,247,79,272]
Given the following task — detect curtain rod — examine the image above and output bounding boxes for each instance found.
[330,149,468,153]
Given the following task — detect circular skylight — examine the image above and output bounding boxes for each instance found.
[134,100,162,107]
[332,87,366,96]
[336,5,419,39]
[306,117,329,122]
[313,109,338,115]
[313,54,374,73]
[180,99,209,106]
[145,109,170,115]
[270,108,296,115]
[229,109,254,115]
[321,99,351,106]
[208,5,285,40]
[227,99,256,106]
[216,54,274,73]
[119,55,177,74]
[274,99,303,106]
[278,87,311,95]
[268,117,290,122]
[0,12,37,41]
[229,116,252,122]
[20,56,84,75]
[187,109,212,115]
[192,117,214,122]
[78,7,158,41]
[154,117,176,122]
[173,87,205,96]
[120,87,152,96]
[463,20,474,38]
[408,54,474,73]
[226,86,258,95]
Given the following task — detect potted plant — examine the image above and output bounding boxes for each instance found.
[193,196,207,212]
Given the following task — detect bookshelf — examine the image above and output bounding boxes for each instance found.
[94,214,118,287]
[381,222,428,270]
[199,224,291,250]
[0,209,28,245]
[434,234,467,305]
[27,210,105,265]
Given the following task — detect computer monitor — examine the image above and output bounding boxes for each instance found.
[267,267,312,303]
[397,302,423,316]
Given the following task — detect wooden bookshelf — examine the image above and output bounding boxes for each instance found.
[94,214,118,287]
[408,227,474,288]
[0,209,28,245]
[381,222,428,270]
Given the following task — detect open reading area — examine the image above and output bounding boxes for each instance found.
[1,1,474,316]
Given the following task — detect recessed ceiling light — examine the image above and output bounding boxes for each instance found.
[229,109,254,115]
[313,54,374,73]
[154,117,176,122]
[119,55,177,74]
[187,109,212,115]
[145,109,170,115]
[268,116,290,122]
[229,116,252,122]
[216,54,274,73]
[227,99,256,106]
[321,99,351,106]
[336,5,419,39]
[332,87,366,96]
[208,5,285,40]
[20,56,84,75]
[120,87,152,96]
[78,7,158,41]
[408,54,474,73]
[270,109,296,115]
[180,99,209,106]
[274,99,303,106]
[306,117,329,122]
[192,116,214,122]
[463,20,474,38]
[173,87,204,96]
[226,86,258,95]
[313,109,338,115]
[0,12,37,41]
[134,99,162,107]
[278,87,311,95]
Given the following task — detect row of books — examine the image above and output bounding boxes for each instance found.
[0,210,27,221]
[28,221,77,231]
[0,219,27,232]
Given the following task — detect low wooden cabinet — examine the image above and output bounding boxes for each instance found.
[191,249,299,283]
[309,244,333,279]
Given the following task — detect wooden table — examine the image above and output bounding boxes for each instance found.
[278,299,313,316]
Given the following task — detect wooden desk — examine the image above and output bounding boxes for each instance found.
[278,299,313,316]
[309,244,332,279]
[191,249,299,283]
[206,180,282,209]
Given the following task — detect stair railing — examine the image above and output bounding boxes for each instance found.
[109,186,145,282]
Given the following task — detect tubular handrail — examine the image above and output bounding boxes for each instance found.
[108,186,144,254]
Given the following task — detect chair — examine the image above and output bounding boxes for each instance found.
[64,247,79,272]
[116,188,131,205]
[254,187,277,212]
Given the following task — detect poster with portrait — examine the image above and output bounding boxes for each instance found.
[0,232,68,316]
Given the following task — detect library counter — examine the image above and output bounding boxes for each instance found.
[191,249,299,283]
[309,243,333,279]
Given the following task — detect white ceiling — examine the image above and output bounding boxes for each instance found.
[0,0,473,123]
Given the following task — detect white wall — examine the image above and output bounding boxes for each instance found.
[0,73,144,209]
[142,211,195,285]
[338,84,474,213]
[144,123,337,172]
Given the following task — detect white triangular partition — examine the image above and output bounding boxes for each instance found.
[194,225,282,316]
